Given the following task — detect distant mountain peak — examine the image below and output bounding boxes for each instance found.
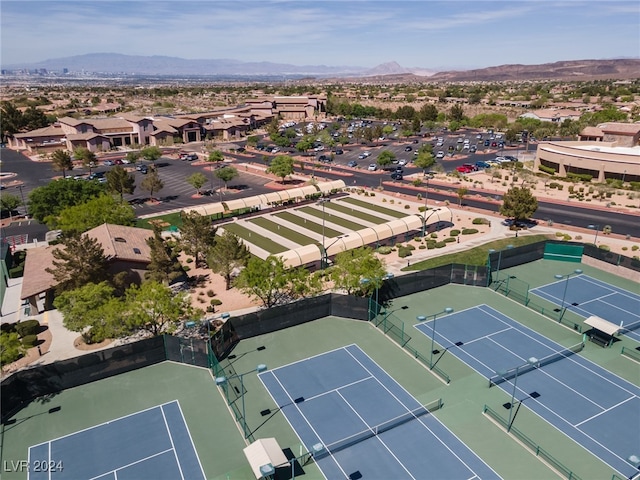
[365,61,409,75]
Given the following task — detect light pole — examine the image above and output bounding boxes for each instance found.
[587,224,600,245]
[497,356,538,432]
[317,198,330,267]
[421,173,433,237]
[320,234,348,270]
[416,307,454,369]
[361,273,394,322]
[16,185,26,215]
[215,363,267,439]
[554,269,583,321]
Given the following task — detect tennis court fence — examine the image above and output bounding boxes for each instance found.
[488,342,585,387]
[620,346,640,363]
[483,405,583,480]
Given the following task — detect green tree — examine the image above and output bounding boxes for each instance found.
[235,256,309,308]
[296,136,314,155]
[73,146,97,173]
[28,178,105,222]
[21,106,49,131]
[330,247,387,296]
[145,225,184,284]
[266,155,294,183]
[456,187,468,207]
[207,231,250,290]
[53,194,136,233]
[0,193,22,220]
[246,135,260,148]
[140,171,164,199]
[124,281,193,336]
[51,149,73,178]
[179,211,216,268]
[106,165,136,200]
[500,186,539,222]
[0,331,25,366]
[53,281,123,343]
[0,101,24,142]
[125,150,141,165]
[414,150,436,173]
[214,166,239,189]
[186,172,207,195]
[140,146,162,163]
[419,103,438,122]
[46,234,109,293]
[376,150,396,168]
[450,104,465,122]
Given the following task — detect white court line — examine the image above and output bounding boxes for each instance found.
[578,275,640,301]
[264,370,351,480]
[597,297,640,321]
[265,344,360,373]
[86,449,174,480]
[301,376,373,403]
[160,405,185,480]
[169,401,207,480]
[344,346,497,479]
[334,389,416,479]
[573,396,636,428]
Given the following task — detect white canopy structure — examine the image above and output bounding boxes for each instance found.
[243,438,289,479]
[583,315,620,337]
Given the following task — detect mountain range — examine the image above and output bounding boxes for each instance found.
[3,54,639,81]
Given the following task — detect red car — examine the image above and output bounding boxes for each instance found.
[456,165,473,173]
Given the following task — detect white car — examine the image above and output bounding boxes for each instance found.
[398,159,408,166]
[368,164,377,171]
[436,151,445,159]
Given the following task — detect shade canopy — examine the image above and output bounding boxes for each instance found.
[583,315,620,336]
[243,438,289,479]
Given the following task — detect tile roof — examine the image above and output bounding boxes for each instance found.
[20,246,57,299]
[85,223,153,263]
[598,122,640,135]
[13,124,64,138]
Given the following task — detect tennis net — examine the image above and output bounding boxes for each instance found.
[489,342,585,387]
[313,405,431,460]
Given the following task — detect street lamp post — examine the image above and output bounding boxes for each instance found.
[497,356,538,432]
[554,269,583,321]
[320,234,348,270]
[421,174,433,237]
[16,185,26,215]
[317,198,330,268]
[587,224,600,245]
[361,273,394,322]
[215,364,267,439]
[417,307,454,369]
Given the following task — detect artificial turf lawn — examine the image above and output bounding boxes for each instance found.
[338,196,409,219]
[274,211,344,238]
[221,222,288,254]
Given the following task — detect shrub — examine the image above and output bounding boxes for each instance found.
[9,265,24,278]
[414,237,422,242]
[430,233,438,239]
[404,204,410,209]
[598,244,611,252]
[538,165,555,175]
[210,298,222,306]
[0,322,17,334]
[435,241,447,248]
[21,334,38,347]
[622,247,628,251]
[449,229,460,237]
[16,319,40,338]
[186,257,194,263]
[563,234,572,241]
[206,289,215,297]
[183,266,191,272]
[472,218,490,225]
[377,246,393,255]
[405,244,416,251]
[398,246,412,258]
[444,237,456,243]
[461,228,479,235]
[418,245,426,249]
[555,232,564,237]
[632,245,639,251]
[427,242,436,249]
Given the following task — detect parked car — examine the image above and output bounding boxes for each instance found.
[347,160,358,167]
[484,140,491,146]
[404,146,412,152]
[502,218,538,228]
[491,142,498,147]
[318,155,331,163]
[335,149,344,155]
[462,163,478,171]
[103,160,114,166]
[390,172,403,180]
[398,159,408,166]
[412,139,419,144]
[138,165,148,174]
[475,161,491,169]
[368,164,377,171]
[469,145,477,153]
[456,165,473,173]
[436,151,445,159]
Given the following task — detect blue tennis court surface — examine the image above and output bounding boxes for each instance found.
[415,305,640,479]
[260,344,501,479]
[28,400,205,480]
[530,274,640,342]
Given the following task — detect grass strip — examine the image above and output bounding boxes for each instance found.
[221,222,288,254]
[298,206,366,231]
[323,201,387,225]
[248,217,318,247]
[136,212,183,230]
[404,234,551,271]
[274,211,344,238]
[338,197,408,219]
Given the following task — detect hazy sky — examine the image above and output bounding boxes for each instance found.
[2,0,638,69]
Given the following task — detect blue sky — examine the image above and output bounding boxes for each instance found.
[1,0,638,69]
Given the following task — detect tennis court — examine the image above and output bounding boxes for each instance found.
[529,274,640,342]
[414,305,640,479]
[259,344,501,480]
[27,401,205,480]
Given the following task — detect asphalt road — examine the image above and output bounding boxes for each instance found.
[1,141,638,241]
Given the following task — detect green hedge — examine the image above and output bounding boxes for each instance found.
[16,319,40,338]
[1,322,17,334]
[538,165,556,175]
[472,218,490,225]
[461,228,479,235]
[21,334,38,347]
[449,229,460,237]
